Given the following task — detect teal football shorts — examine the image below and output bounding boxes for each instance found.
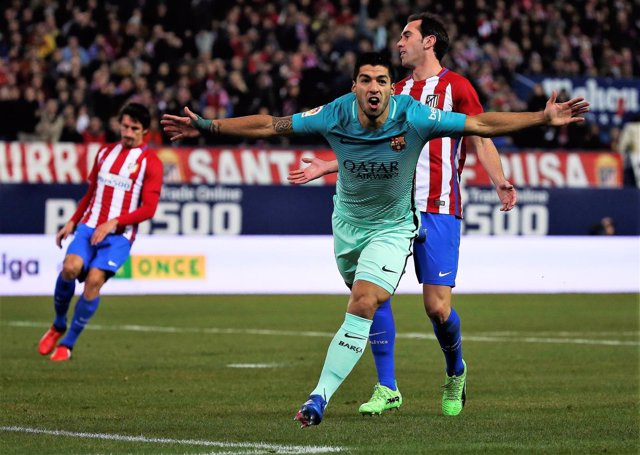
[332,212,418,294]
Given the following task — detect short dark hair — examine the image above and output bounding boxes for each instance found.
[118,103,151,130]
[353,52,395,81]
[406,13,450,61]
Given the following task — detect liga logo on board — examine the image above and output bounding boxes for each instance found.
[115,255,205,279]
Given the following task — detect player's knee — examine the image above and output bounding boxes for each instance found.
[82,283,102,300]
[423,286,452,323]
[348,292,378,318]
[354,292,378,307]
[61,259,82,280]
[60,267,77,281]
[425,307,450,324]
[423,299,450,323]
[83,272,106,298]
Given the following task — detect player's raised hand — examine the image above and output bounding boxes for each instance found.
[161,107,205,141]
[287,157,338,185]
[544,90,590,126]
[288,157,325,185]
[55,221,76,249]
[496,181,517,212]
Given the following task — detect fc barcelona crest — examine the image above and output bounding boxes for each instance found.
[390,136,406,151]
[425,94,439,108]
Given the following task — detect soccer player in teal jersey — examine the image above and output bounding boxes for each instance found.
[162,52,588,427]
[289,14,518,418]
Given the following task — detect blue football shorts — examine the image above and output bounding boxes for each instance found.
[332,212,417,295]
[413,212,461,287]
[66,223,132,280]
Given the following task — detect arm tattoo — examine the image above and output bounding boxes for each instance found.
[210,121,221,135]
[272,116,293,135]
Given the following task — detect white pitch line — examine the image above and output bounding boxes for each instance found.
[399,332,640,346]
[4,320,639,346]
[472,330,639,337]
[195,452,312,455]
[194,452,289,455]
[0,426,344,454]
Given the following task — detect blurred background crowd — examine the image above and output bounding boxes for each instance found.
[0,0,638,149]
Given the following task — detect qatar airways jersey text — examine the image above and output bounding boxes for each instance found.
[395,68,483,217]
[78,143,162,240]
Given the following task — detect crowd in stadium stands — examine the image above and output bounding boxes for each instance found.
[0,0,638,150]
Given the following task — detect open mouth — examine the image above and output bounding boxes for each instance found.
[368,96,381,110]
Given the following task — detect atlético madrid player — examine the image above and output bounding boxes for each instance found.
[288,14,518,417]
[38,103,163,362]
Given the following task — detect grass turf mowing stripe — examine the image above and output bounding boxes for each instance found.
[4,320,638,346]
[0,426,345,454]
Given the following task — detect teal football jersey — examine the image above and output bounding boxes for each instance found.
[292,93,466,228]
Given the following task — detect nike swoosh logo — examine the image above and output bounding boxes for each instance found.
[438,271,452,277]
[369,331,387,337]
[344,333,368,340]
[108,261,118,267]
[382,266,397,273]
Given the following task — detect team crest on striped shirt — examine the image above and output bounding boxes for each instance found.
[390,136,406,151]
[424,94,439,108]
[127,162,140,174]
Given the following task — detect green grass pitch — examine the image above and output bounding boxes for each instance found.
[1,294,638,454]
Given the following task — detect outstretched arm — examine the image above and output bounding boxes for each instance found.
[161,107,294,141]
[288,157,339,185]
[464,91,589,137]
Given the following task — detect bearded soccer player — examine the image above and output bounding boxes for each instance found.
[38,103,163,361]
[162,52,587,427]
[288,14,518,416]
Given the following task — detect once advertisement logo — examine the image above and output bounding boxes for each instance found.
[115,255,205,279]
[1,253,39,281]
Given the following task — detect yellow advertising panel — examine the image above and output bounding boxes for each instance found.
[115,256,205,279]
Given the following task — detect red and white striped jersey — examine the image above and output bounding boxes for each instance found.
[395,68,483,217]
[71,142,163,242]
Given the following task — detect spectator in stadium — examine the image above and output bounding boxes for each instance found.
[619,114,640,187]
[589,216,616,236]
[226,70,253,117]
[58,108,84,143]
[0,82,20,141]
[76,105,90,133]
[287,13,517,417]
[569,122,606,150]
[161,52,588,427]
[60,35,89,67]
[14,86,39,141]
[34,98,65,143]
[2,0,635,148]
[38,103,163,362]
[82,116,106,144]
[513,82,550,148]
[104,116,121,143]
